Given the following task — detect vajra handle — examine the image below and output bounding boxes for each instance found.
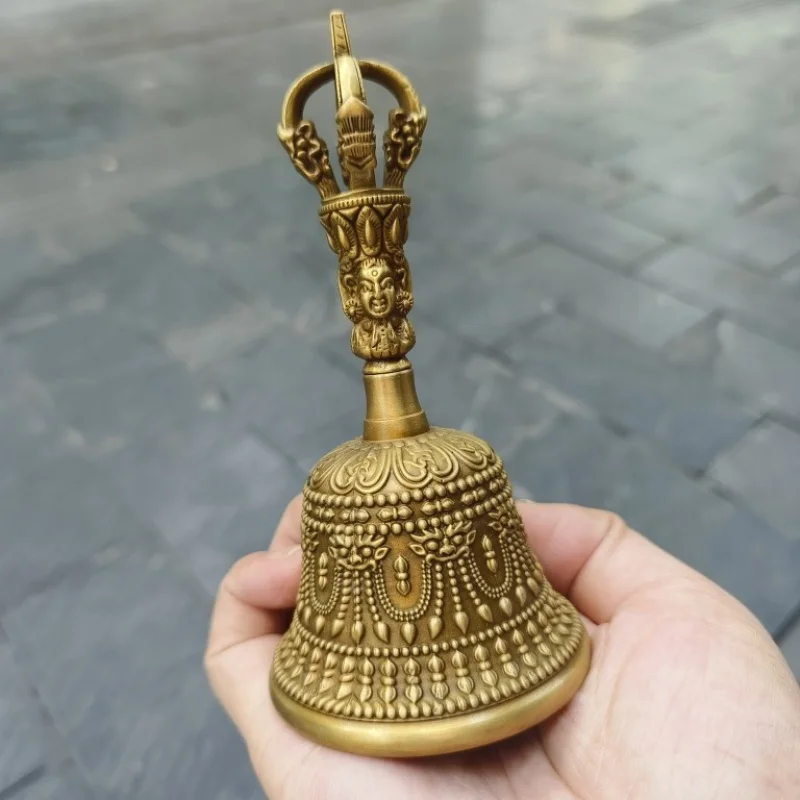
[277,11,427,364]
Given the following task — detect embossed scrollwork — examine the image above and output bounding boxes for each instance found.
[309,429,496,496]
[277,120,340,198]
[383,108,427,187]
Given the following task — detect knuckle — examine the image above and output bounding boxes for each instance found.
[587,509,631,564]
[598,509,629,541]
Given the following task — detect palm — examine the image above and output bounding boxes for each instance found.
[207,502,800,800]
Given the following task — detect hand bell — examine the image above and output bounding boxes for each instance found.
[270,10,591,757]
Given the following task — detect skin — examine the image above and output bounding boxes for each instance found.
[206,498,800,800]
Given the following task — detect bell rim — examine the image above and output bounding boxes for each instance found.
[270,628,591,758]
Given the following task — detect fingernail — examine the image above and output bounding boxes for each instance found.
[270,544,301,559]
[516,498,536,504]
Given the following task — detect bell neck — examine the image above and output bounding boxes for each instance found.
[362,358,429,440]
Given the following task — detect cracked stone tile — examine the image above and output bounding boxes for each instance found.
[0,639,48,794]
[0,453,155,610]
[3,547,262,800]
[667,317,800,419]
[710,420,800,544]
[10,766,95,800]
[505,413,800,633]
[750,194,800,235]
[503,314,757,472]
[613,191,734,240]
[698,215,800,273]
[642,247,800,350]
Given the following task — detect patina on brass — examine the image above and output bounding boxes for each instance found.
[270,11,591,757]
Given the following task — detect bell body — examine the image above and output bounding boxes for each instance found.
[271,426,590,757]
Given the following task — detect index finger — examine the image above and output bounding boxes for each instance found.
[268,493,303,554]
[517,501,712,624]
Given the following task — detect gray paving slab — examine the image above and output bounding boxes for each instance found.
[612,190,735,240]
[606,145,743,209]
[6,309,168,384]
[206,330,361,453]
[709,420,800,544]
[4,231,248,340]
[750,194,800,235]
[0,344,68,488]
[94,408,302,591]
[288,325,566,479]
[2,0,800,795]
[71,234,248,336]
[289,407,366,475]
[424,255,551,346]
[131,160,300,249]
[411,187,539,280]
[409,354,564,462]
[4,287,230,451]
[0,114,273,241]
[503,314,758,473]
[0,453,157,611]
[2,547,263,800]
[641,246,800,351]
[697,216,800,273]
[573,0,714,46]
[0,638,49,794]
[51,362,213,452]
[10,766,96,800]
[504,413,800,634]
[499,243,708,349]
[475,109,637,166]
[472,145,635,208]
[783,262,800,288]
[699,150,783,210]
[668,317,800,421]
[0,232,67,304]
[520,191,667,271]
[0,71,155,166]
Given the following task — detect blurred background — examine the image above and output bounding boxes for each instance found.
[1,0,799,797]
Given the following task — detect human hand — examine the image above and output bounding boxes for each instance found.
[206,498,800,799]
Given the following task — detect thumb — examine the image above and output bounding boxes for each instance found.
[205,496,304,663]
[205,498,303,755]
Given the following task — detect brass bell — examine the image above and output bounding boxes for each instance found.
[270,10,591,757]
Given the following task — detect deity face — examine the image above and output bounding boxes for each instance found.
[357,259,396,320]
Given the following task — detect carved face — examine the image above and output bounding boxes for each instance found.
[357,259,396,320]
[329,530,388,570]
[409,520,476,562]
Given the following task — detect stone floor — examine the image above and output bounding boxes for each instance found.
[1,0,800,796]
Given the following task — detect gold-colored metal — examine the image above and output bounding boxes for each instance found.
[271,11,591,757]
